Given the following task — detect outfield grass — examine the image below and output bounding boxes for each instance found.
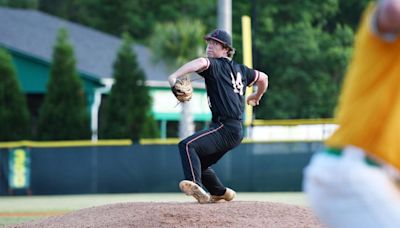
[0,192,308,227]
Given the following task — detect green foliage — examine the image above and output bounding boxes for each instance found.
[36,0,367,120]
[246,0,355,119]
[332,0,372,30]
[140,112,160,139]
[94,0,215,42]
[100,33,156,141]
[0,48,31,141]
[88,0,135,38]
[38,0,97,25]
[150,18,206,68]
[38,0,216,43]
[36,28,90,140]
[0,0,38,8]
[143,0,215,41]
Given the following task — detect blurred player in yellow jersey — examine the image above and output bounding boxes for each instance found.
[303,0,400,227]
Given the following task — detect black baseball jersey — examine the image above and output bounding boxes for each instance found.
[197,57,259,121]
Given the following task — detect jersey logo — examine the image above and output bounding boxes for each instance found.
[230,72,244,95]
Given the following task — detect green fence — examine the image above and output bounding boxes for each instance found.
[0,141,323,195]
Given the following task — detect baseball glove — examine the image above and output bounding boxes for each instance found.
[171,78,193,102]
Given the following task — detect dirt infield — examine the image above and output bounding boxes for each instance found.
[7,201,322,228]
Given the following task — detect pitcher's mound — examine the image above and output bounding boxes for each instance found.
[10,201,322,228]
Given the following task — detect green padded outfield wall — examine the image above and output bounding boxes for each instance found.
[0,142,323,195]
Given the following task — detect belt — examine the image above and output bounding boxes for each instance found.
[325,148,380,167]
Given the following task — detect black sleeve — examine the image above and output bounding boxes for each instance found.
[197,58,217,78]
[242,65,259,87]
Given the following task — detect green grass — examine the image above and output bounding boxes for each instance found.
[0,192,307,227]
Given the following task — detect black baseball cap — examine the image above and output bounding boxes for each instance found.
[204,29,233,50]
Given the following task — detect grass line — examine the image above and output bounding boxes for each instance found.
[0,211,67,217]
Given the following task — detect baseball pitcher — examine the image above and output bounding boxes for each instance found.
[169,29,269,203]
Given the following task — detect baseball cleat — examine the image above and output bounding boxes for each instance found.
[210,187,236,203]
[179,180,210,204]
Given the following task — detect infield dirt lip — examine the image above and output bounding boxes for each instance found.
[7,201,323,228]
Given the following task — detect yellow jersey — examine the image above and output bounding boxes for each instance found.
[326,4,400,170]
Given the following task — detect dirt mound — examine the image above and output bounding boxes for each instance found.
[8,201,322,228]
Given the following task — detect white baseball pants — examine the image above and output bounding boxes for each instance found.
[303,146,400,228]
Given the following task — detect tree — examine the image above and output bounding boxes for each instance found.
[35,0,364,120]
[0,48,31,141]
[38,0,97,26]
[140,112,160,139]
[332,0,372,30]
[38,0,216,44]
[150,19,206,138]
[242,0,354,119]
[151,19,206,67]
[36,28,90,140]
[100,33,158,141]
[0,0,38,8]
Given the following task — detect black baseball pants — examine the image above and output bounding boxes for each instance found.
[178,119,243,196]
